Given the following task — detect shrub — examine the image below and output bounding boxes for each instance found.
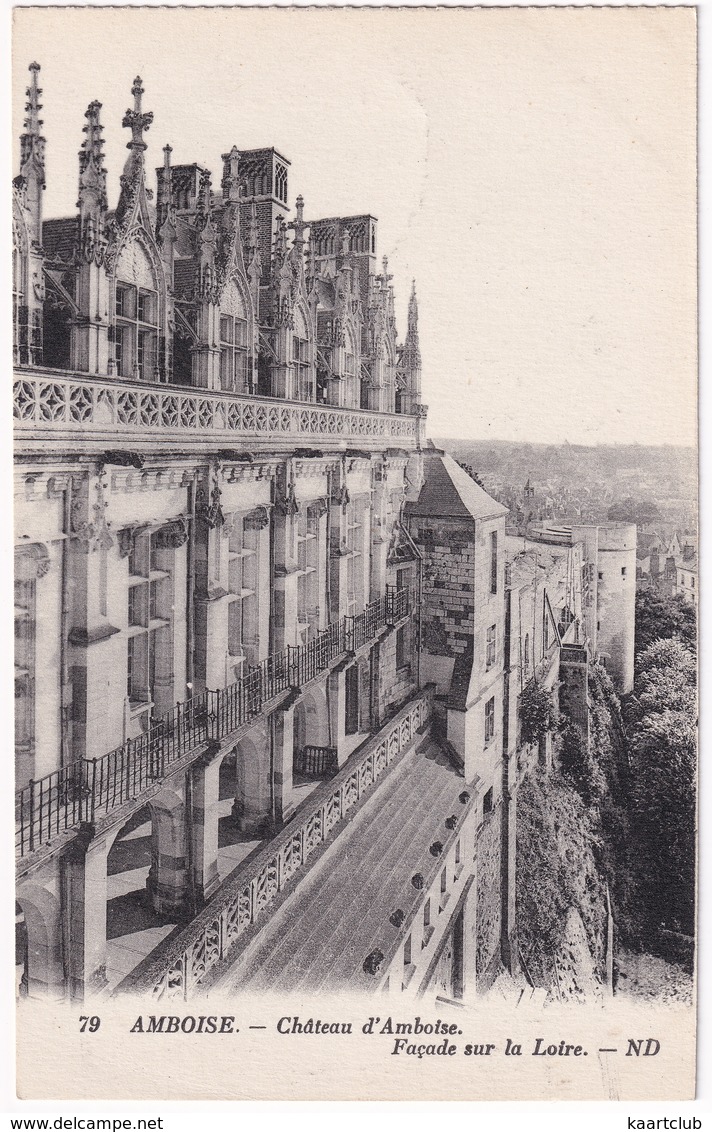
[519,680,556,747]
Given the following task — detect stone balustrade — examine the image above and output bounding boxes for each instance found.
[121,688,433,1001]
[13,368,419,452]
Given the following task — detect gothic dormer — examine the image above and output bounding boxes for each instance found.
[105,77,172,382]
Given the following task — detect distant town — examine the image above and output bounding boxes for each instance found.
[439,439,697,608]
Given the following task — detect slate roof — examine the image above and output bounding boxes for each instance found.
[407,452,508,522]
[42,218,76,264]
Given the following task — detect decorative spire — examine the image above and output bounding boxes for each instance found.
[195,166,213,225]
[245,200,262,295]
[221,145,241,203]
[23,62,43,137]
[402,278,421,371]
[288,194,309,272]
[77,100,108,263]
[407,279,418,336]
[17,62,46,239]
[156,144,176,240]
[115,76,153,227]
[304,237,316,291]
[122,76,153,153]
[19,62,45,178]
[289,194,307,246]
[248,201,260,254]
[194,168,218,301]
[78,101,107,200]
[274,216,288,266]
[377,254,393,292]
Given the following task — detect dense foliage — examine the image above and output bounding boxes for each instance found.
[557,663,636,942]
[627,637,697,942]
[517,766,605,967]
[634,587,696,655]
[607,497,661,527]
[519,680,556,747]
[517,582,697,989]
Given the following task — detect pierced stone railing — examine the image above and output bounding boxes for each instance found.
[13,368,418,450]
[122,689,432,1001]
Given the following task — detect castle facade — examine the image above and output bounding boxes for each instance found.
[14,64,634,1003]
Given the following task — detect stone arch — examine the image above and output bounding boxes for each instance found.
[225,731,271,835]
[293,300,310,341]
[16,880,64,1000]
[111,231,168,380]
[221,275,250,321]
[115,236,159,291]
[106,789,187,927]
[293,683,330,755]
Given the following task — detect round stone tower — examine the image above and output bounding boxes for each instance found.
[594,523,637,694]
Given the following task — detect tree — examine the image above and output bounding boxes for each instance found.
[636,636,697,683]
[519,680,556,746]
[634,588,696,656]
[630,709,696,938]
[626,636,697,944]
[606,497,661,526]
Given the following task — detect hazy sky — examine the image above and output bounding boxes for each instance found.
[13,7,697,447]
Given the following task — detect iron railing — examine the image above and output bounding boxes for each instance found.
[16,586,411,858]
[294,745,339,779]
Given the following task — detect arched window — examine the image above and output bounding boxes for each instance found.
[220,281,250,393]
[115,242,158,381]
[275,164,288,204]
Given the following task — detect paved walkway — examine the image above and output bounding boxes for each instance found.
[105,813,176,991]
[226,737,466,996]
